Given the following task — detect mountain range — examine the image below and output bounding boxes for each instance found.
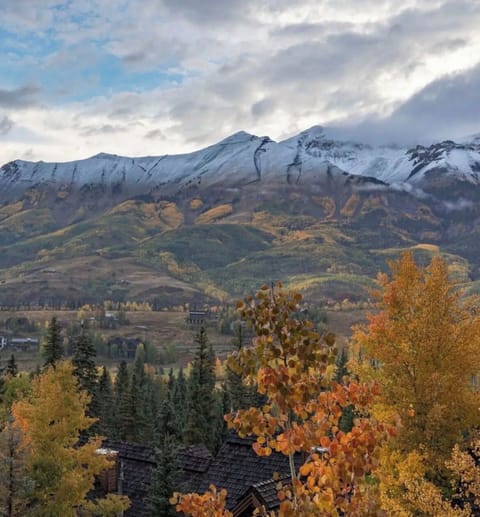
[1,126,480,307]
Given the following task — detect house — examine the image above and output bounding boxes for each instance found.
[9,337,39,352]
[91,441,212,516]
[91,441,156,516]
[92,433,304,516]
[179,433,305,515]
[186,310,209,326]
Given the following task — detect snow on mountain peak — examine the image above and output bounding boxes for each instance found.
[2,126,480,199]
[216,130,260,145]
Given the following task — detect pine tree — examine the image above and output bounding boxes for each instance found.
[147,434,179,517]
[6,355,18,378]
[225,324,260,411]
[97,366,115,438]
[130,372,145,442]
[142,377,160,444]
[167,368,175,397]
[113,361,130,441]
[115,360,129,405]
[157,398,179,442]
[172,368,187,432]
[72,332,98,401]
[334,347,349,383]
[334,348,355,433]
[118,373,135,442]
[184,327,218,451]
[42,317,63,368]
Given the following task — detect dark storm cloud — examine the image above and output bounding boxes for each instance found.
[0,84,41,109]
[388,63,480,141]
[328,63,480,145]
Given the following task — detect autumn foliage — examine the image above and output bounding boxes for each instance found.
[351,252,480,473]
[11,361,130,516]
[174,283,394,516]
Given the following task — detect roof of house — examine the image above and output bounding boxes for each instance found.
[92,433,304,515]
[98,440,155,517]
[232,476,291,516]
[189,433,305,510]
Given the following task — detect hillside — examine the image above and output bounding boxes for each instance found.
[1,127,480,307]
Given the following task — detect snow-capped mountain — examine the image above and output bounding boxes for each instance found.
[2,126,480,200]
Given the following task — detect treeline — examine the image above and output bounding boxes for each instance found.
[3,253,480,516]
[0,315,259,515]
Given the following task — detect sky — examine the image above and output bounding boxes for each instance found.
[1,0,480,165]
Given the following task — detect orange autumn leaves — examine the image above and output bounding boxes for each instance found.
[174,283,394,516]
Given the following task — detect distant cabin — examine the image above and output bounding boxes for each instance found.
[186,310,209,326]
[9,337,39,352]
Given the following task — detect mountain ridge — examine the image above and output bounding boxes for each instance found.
[2,126,480,205]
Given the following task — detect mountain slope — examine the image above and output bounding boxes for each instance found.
[1,126,480,307]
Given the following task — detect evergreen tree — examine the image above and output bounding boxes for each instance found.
[157,398,179,442]
[147,434,179,517]
[142,377,161,444]
[118,374,135,442]
[225,324,259,411]
[72,332,98,400]
[42,317,63,368]
[334,347,349,382]
[97,366,115,438]
[172,368,187,432]
[113,361,130,441]
[211,390,228,455]
[6,355,18,378]
[130,372,145,442]
[184,328,219,451]
[334,347,355,432]
[115,360,129,405]
[167,368,175,397]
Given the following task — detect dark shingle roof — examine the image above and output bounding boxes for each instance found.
[191,433,305,509]
[101,440,155,517]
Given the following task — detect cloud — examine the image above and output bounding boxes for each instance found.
[160,0,252,24]
[0,84,41,109]
[329,62,480,145]
[145,129,166,140]
[0,115,14,135]
[1,0,480,164]
[80,124,129,137]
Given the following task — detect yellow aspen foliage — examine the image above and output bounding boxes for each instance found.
[12,361,130,517]
[376,448,469,517]
[175,284,394,516]
[446,434,480,512]
[350,252,480,473]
